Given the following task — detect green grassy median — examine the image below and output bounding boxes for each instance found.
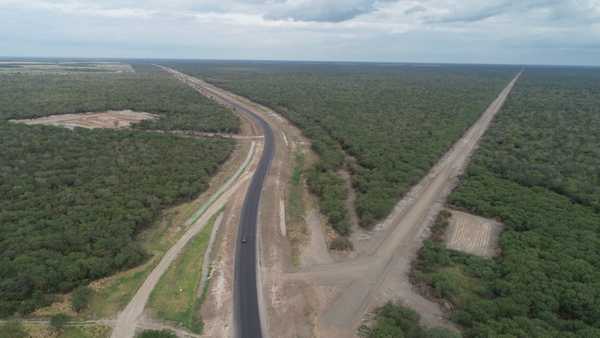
[147,214,218,333]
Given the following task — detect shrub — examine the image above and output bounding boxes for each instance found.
[137,329,178,338]
[0,321,27,338]
[71,286,93,312]
[368,303,462,338]
[50,313,69,332]
[329,236,354,251]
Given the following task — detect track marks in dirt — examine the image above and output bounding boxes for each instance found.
[445,209,502,257]
[12,110,156,129]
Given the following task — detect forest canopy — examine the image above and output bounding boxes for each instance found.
[168,61,517,234]
[415,68,600,337]
[0,68,239,133]
[0,67,236,316]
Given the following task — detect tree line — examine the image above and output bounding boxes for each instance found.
[168,61,517,234]
[414,68,600,337]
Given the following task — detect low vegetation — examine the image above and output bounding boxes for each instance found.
[168,61,516,234]
[0,321,27,338]
[71,286,93,313]
[287,151,306,225]
[55,325,111,338]
[137,329,177,338]
[50,313,70,332]
[414,68,600,337]
[147,214,217,333]
[363,303,460,338]
[329,236,354,251]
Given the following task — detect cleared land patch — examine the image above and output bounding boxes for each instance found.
[12,110,157,129]
[445,209,502,257]
[0,61,134,74]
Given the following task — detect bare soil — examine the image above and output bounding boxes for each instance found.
[13,110,157,129]
[445,209,503,257]
[0,62,135,74]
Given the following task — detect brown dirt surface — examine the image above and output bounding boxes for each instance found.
[0,62,135,74]
[445,209,503,257]
[12,110,157,129]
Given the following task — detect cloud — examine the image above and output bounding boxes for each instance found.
[0,0,599,65]
[265,0,386,22]
[404,5,426,15]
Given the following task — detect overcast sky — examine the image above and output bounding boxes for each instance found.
[1,0,599,65]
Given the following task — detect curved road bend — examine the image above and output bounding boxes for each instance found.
[162,67,274,338]
[200,90,274,338]
[233,105,274,338]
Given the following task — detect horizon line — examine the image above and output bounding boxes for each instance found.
[1,55,599,69]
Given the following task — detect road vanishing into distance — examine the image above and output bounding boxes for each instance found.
[112,66,519,338]
[160,66,274,338]
[109,66,272,338]
[311,72,522,336]
[230,94,274,338]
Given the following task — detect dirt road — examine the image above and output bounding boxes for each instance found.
[110,139,259,337]
[283,72,522,337]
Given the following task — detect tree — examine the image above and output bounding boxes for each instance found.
[49,313,69,332]
[137,329,177,338]
[71,286,93,312]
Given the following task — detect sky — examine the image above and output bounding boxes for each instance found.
[1,0,599,65]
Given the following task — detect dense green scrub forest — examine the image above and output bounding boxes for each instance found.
[365,303,460,338]
[415,68,600,337]
[0,69,236,316]
[0,69,239,133]
[167,61,516,234]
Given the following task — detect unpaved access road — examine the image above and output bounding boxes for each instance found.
[284,72,523,337]
[110,122,261,336]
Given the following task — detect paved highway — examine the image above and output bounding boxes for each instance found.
[233,105,273,338]
[172,72,275,338]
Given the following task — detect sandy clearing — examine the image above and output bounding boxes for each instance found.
[301,208,334,267]
[445,209,503,257]
[279,199,287,237]
[12,110,157,129]
[0,62,135,74]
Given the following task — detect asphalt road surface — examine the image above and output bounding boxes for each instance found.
[186,77,275,338]
[159,66,274,338]
[229,99,274,338]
